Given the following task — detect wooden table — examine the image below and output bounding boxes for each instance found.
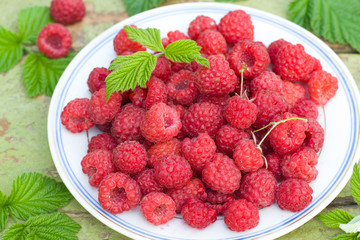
[1,0,359,239]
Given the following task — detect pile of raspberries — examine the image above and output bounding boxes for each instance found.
[61,10,338,232]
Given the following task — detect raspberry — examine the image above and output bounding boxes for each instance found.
[188,15,217,40]
[197,94,230,111]
[267,39,291,64]
[182,102,224,138]
[88,88,122,124]
[50,0,85,25]
[197,30,227,55]
[218,10,254,44]
[303,118,324,152]
[291,98,319,119]
[228,40,270,79]
[87,67,111,93]
[111,103,145,142]
[308,70,338,105]
[134,169,165,195]
[140,192,176,225]
[233,139,264,172]
[129,87,147,107]
[140,103,181,143]
[224,199,259,232]
[61,98,94,133]
[37,23,72,58]
[113,25,146,55]
[302,57,323,83]
[202,153,241,194]
[195,55,237,96]
[266,152,284,182]
[281,81,306,108]
[205,189,236,215]
[98,172,141,214]
[239,169,277,208]
[96,122,112,133]
[216,125,250,156]
[281,147,318,182]
[162,30,189,48]
[250,71,283,97]
[143,76,168,110]
[113,141,147,175]
[181,133,216,171]
[181,198,217,229]
[167,70,199,106]
[151,56,172,82]
[224,96,258,129]
[276,178,313,212]
[154,155,192,189]
[147,138,182,167]
[81,150,116,187]
[87,132,117,153]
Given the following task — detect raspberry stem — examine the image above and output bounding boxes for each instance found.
[239,63,247,98]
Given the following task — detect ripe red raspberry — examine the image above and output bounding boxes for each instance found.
[276,178,313,212]
[239,169,277,208]
[111,103,145,143]
[140,103,181,143]
[140,192,176,225]
[98,172,141,214]
[281,147,318,182]
[50,0,85,25]
[224,96,258,129]
[113,141,147,175]
[302,57,324,83]
[182,102,224,138]
[134,169,165,195]
[87,67,111,93]
[197,94,230,111]
[266,152,284,182]
[61,98,94,133]
[233,139,264,172]
[195,55,237,96]
[224,199,259,232]
[181,133,216,171]
[87,132,117,153]
[202,153,241,194]
[197,30,227,55]
[228,40,270,79]
[303,118,324,152]
[188,15,217,40]
[167,70,199,106]
[181,198,217,229]
[154,155,192,189]
[308,70,338,105]
[151,56,172,82]
[147,138,182,167]
[88,88,122,124]
[205,189,236,215]
[218,10,254,44]
[291,98,319,119]
[250,71,283,97]
[281,81,306,108]
[37,23,72,58]
[216,125,250,156]
[162,30,189,48]
[81,149,116,187]
[129,87,147,107]
[143,76,168,110]
[267,39,291,64]
[113,25,146,55]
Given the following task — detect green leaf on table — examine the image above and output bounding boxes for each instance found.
[332,232,359,240]
[124,26,164,52]
[17,6,52,44]
[22,52,76,97]
[7,172,72,221]
[0,191,9,232]
[288,0,312,29]
[124,0,164,16]
[317,209,354,228]
[0,26,23,73]
[0,222,27,240]
[340,215,360,233]
[351,163,360,206]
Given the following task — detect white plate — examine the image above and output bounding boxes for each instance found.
[48,2,360,240]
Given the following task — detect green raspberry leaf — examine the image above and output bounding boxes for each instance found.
[0,222,27,240]
[332,232,360,240]
[124,0,164,16]
[0,191,9,232]
[164,40,209,67]
[339,215,360,233]
[7,173,72,221]
[288,0,312,30]
[317,209,354,228]
[17,6,52,44]
[351,163,360,206]
[0,26,23,73]
[124,26,164,52]
[22,52,76,97]
[105,51,157,99]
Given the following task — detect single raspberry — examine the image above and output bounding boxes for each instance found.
[205,189,236,215]
[303,118,324,152]
[239,169,277,208]
[161,30,189,48]
[167,70,199,106]
[181,133,216,171]
[281,147,318,182]
[216,125,250,156]
[98,172,141,214]
[267,39,291,64]
[276,178,313,212]
[129,87,147,107]
[224,96,258,129]
[140,103,181,143]
[188,15,217,40]
[224,199,259,232]
[50,0,85,25]
[111,103,145,143]
[88,88,122,124]
[266,152,284,182]
[197,30,227,55]
[197,94,230,111]
[154,155,192,189]
[143,76,168,110]
[81,149,116,187]
[195,55,237,96]
[96,122,112,133]
[87,67,111,93]
[147,138,182,167]
[182,102,224,138]
[152,56,172,82]
[202,153,241,194]
[250,71,283,97]
[308,70,338,105]
[228,40,270,79]
[291,99,319,119]
[61,98,94,133]
[302,57,323,83]
[281,81,306,108]
[113,141,147,175]
[181,198,217,229]
[37,23,72,58]
[140,192,176,225]
[233,139,264,172]
[113,25,146,55]
[134,168,165,195]
[87,132,117,153]
[218,10,254,44]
